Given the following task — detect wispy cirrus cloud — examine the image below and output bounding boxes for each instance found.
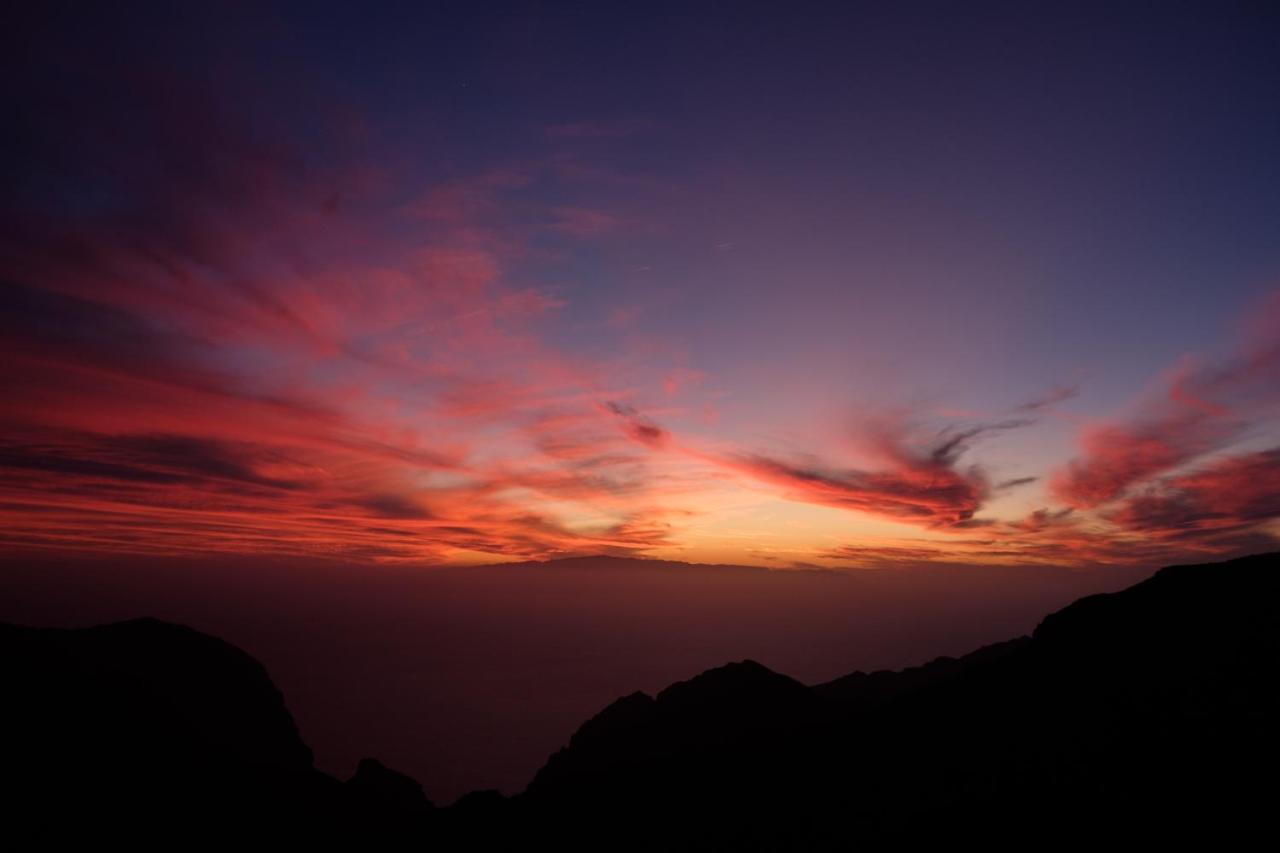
[596,399,1034,531]
[1015,383,1080,413]
[0,72,699,564]
[948,306,1280,566]
[709,417,1031,529]
[1051,313,1280,511]
[4,53,1279,569]
[1106,449,1280,544]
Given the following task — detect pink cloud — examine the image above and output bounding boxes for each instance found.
[1108,448,1280,543]
[708,417,1033,529]
[0,80,703,565]
[1051,314,1280,509]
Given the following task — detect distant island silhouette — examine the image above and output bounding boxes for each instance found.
[4,552,1276,847]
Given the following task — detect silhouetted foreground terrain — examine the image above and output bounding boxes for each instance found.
[3,553,1277,847]
[1,554,1145,799]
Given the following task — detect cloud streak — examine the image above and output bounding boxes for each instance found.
[708,417,1033,529]
[2,51,1278,569]
[0,71,704,565]
[1051,331,1280,510]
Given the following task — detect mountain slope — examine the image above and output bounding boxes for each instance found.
[507,552,1279,847]
[0,618,432,844]
[2,552,1275,847]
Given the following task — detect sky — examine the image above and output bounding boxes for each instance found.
[3,2,1280,570]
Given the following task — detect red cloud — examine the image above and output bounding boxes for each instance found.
[1052,326,1280,509]
[713,418,1032,529]
[4,64,1278,569]
[602,401,672,449]
[1049,414,1227,508]
[720,452,985,527]
[0,76,701,565]
[1108,448,1280,543]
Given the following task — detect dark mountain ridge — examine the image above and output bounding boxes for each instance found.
[2,552,1276,847]
[1,617,428,844]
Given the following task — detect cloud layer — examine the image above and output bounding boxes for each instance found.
[2,62,1278,569]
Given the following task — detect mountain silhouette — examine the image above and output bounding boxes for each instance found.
[0,617,433,844]
[510,552,1280,847]
[3,552,1276,847]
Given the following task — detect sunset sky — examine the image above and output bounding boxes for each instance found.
[4,3,1279,570]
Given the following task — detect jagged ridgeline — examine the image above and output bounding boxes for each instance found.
[3,553,1277,847]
